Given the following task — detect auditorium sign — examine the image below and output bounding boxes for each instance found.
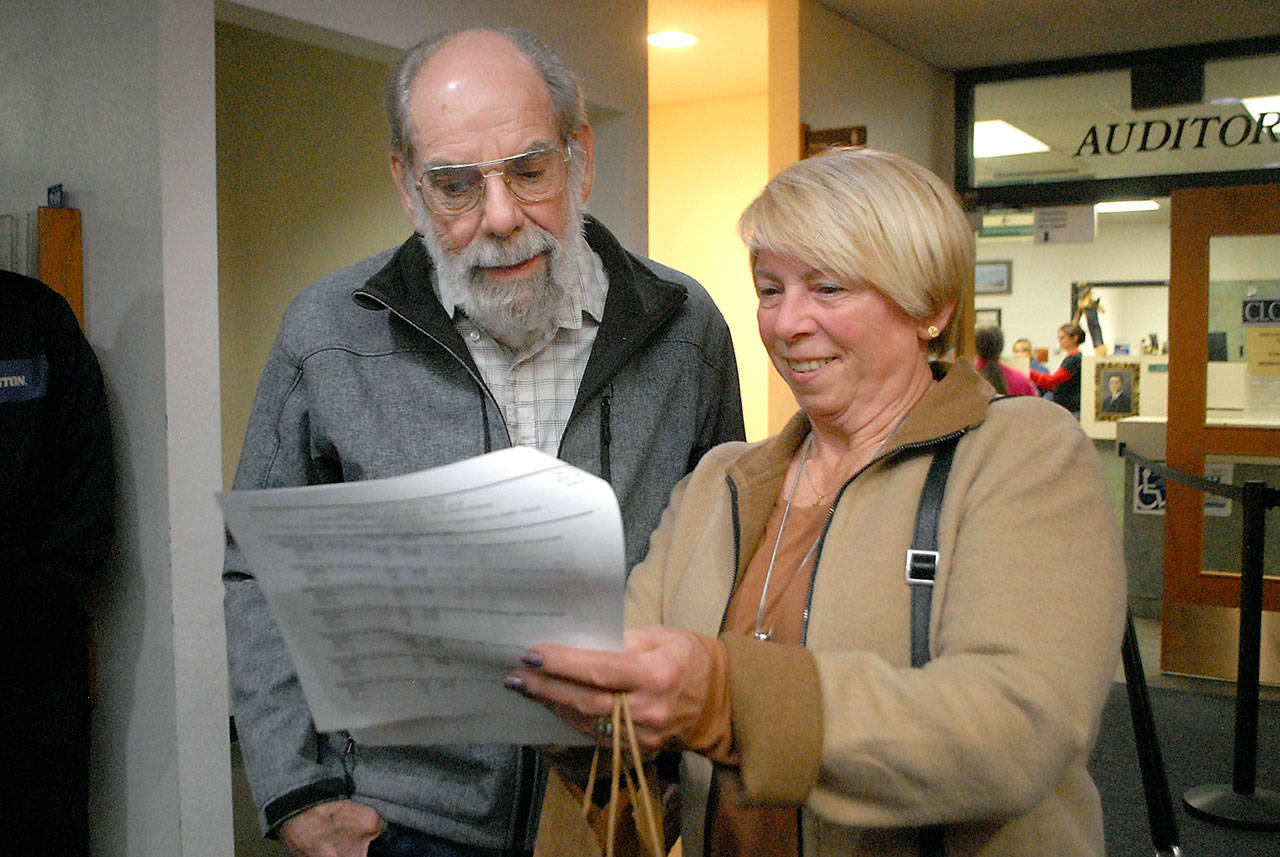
[956,41,1280,203]
[1074,112,1280,157]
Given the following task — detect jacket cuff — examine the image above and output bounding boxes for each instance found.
[263,778,351,836]
[720,634,823,804]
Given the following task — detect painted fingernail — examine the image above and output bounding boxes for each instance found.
[503,675,525,691]
[520,651,544,668]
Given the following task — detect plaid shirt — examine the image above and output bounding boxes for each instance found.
[442,249,608,456]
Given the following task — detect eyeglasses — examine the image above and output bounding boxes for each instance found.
[414,146,571,216]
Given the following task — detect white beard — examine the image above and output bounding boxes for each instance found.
[416,192,591,351]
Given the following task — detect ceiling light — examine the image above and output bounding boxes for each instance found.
[1095,200,1159,213]
[973,120,1050,158]
[647,31,696,48]
[1241,95,1280,120]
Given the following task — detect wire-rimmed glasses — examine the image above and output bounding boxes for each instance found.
[414,146,571,216]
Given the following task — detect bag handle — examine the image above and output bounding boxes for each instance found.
[581,693,665,857]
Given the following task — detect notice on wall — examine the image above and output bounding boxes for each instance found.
[1244,297,1280,415]
[1033,206,1095,245]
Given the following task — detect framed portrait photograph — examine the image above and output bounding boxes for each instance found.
[974,307,1002,329]
[1096,363,1140,421]
[975,260,1012,295]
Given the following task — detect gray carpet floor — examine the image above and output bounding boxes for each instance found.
[1090,681,1280,855]
[232,680,1280,855]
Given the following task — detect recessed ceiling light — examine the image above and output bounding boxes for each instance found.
[1095,200,1159,213]
[973,120,1050,158]
[648,31,697,49]
[1241,94,1280,120]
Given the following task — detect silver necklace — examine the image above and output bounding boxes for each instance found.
[753,424,901,642]
[754,436,815,641]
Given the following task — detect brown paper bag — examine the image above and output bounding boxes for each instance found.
[533,695,664,857]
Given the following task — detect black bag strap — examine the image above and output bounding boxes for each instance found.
[907,435,960,669]
[905,434,961,857]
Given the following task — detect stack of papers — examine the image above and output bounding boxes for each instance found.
[218,447,625,746]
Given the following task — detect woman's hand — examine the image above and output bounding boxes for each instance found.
[505,626,723,754]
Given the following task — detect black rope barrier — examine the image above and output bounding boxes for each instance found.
[1121,607,1183,855]
[1117,443,1280,832]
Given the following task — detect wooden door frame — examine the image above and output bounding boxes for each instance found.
[1165,184,1280,624]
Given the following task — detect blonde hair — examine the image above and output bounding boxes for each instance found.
[738,147,974,357]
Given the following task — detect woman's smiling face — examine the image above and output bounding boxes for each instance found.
[753,249,932,427]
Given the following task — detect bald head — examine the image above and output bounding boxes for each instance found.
[386,28,587,165]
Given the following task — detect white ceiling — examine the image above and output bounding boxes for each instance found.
[821,0,1280,71]
[646,0,1279,105]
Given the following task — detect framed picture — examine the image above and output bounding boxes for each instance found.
[802,124,867,158]
[975,260,1012,295]
[1096,363,1140,421]
[974,307,1002,329]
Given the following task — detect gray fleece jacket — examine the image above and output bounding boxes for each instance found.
[223,216,744,847]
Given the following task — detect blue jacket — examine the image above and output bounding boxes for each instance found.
[223,217,744,846]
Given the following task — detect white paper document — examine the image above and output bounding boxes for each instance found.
[218,447,625,746]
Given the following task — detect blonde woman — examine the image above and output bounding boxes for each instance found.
[509,148,1125,857]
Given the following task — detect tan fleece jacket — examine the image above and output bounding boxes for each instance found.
[625,362,1126,857]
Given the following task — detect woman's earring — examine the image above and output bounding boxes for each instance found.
[926,325,940,338]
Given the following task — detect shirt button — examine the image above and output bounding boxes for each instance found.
[468,330,480,342]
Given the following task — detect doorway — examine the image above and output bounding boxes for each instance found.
[1163,182,1280,683]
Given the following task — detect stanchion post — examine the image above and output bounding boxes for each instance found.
[1233,480,1265,794]
[1183,479,1280,830]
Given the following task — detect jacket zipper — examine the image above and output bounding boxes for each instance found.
[352,290,513,445]
[341,734,357,795]
[799,428,968,646]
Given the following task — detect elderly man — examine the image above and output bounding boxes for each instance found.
[223,27,743,857]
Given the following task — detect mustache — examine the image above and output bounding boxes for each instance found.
[465,231,557,270]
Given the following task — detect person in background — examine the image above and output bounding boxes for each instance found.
[1,270,115,857]
[508,148,1125,857]
[223,27,744,857]
[1011,337,1048,374]
[1029,322,1086,417]
[975,325,1036,396]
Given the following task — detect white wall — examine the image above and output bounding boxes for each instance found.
[2,2,221,856]
[976,219,1171,363]
[2,2,646,856]
[799,0,953,178]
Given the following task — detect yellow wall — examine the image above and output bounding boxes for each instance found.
[649,94,771,440]
[216,22,406,487]
[766,0,800,434]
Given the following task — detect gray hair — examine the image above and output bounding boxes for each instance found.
[385,28,588,165]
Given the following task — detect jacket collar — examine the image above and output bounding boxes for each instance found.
[354,230,478,375]
[574,216,688,417]
[724,361,993,580]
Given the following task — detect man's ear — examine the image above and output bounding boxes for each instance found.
[390,153,426,232]
[572,125,595,203]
